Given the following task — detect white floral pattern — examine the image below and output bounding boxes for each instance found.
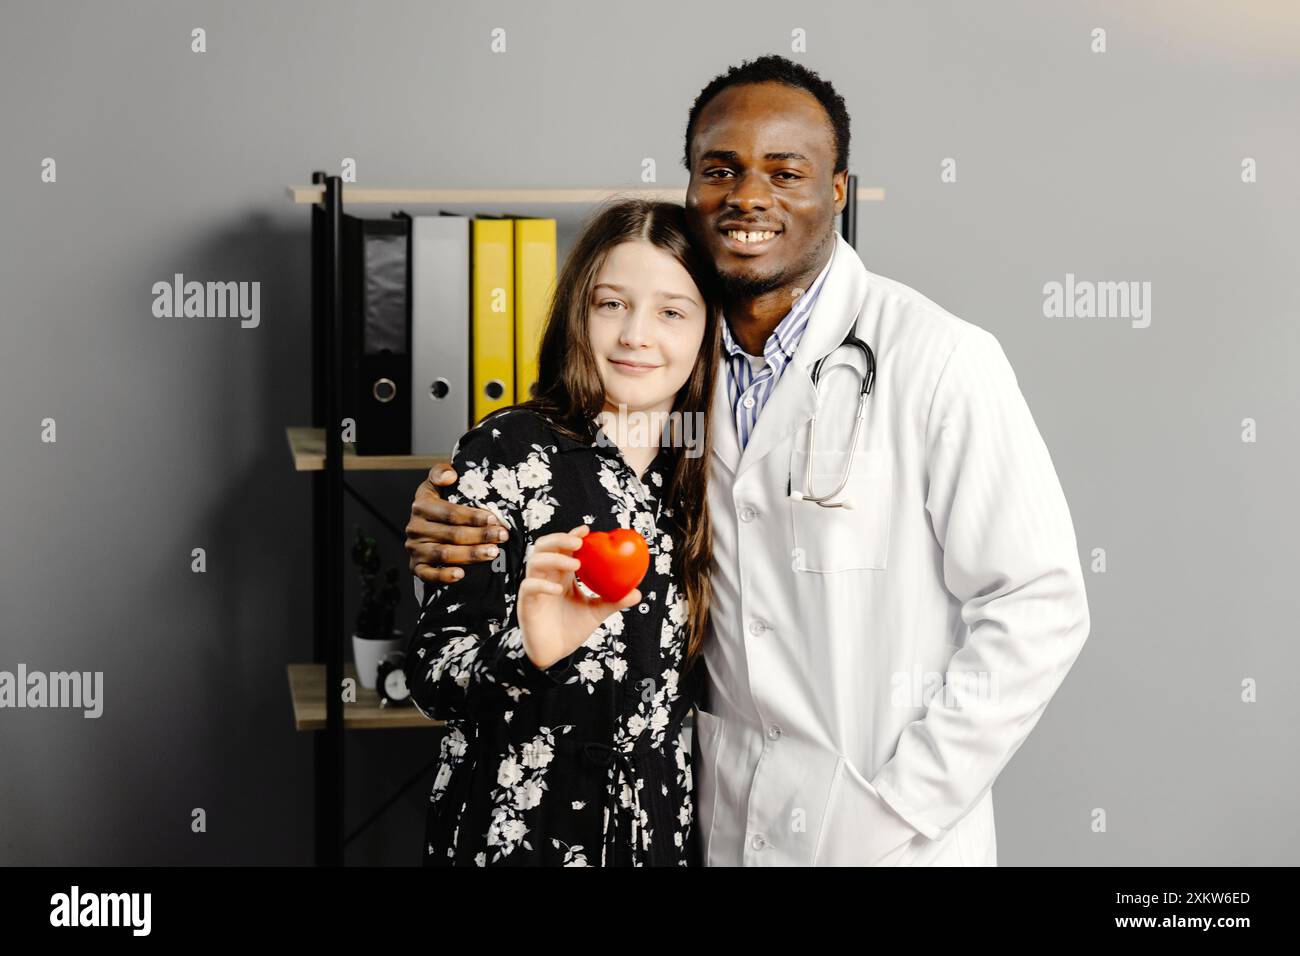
[405,407,702,866]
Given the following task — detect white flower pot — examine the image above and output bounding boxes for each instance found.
[352,629,404,690]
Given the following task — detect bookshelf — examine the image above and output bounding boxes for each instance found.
[286,171,883,866]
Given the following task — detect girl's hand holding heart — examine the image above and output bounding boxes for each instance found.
[518,525,642,670]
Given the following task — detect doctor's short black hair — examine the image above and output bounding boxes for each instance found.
[682,54,851,175]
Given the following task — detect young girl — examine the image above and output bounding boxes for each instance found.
[403,199,722,866]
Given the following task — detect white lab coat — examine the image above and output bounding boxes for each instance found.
[692,232,1090,866]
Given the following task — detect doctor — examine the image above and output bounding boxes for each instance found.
[405,55,1091,866]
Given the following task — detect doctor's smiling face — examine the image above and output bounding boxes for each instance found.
[683,75,848,346]
[588,239,708,419]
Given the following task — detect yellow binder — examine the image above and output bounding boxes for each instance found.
[470,217,514,424]
[511,217,557,402]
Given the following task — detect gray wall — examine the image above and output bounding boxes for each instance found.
[1,0,1296,865]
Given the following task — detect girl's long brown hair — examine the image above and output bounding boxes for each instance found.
[512,198,722,676]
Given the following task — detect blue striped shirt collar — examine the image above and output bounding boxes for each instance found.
[720,240,836,366]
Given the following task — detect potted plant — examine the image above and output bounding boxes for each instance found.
[350,526,404,690]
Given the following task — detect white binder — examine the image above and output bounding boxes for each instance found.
[407,213,470,456]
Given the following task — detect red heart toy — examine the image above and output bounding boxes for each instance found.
[573,528,650,602]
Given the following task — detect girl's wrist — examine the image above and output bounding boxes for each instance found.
[519,620,554,670]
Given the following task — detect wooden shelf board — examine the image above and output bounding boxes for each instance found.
[287,662,443,731]
[286,184,886,205]
[285,426,452,472]
[286,661,697,733]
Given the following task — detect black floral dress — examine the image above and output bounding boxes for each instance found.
[404,406,703,866]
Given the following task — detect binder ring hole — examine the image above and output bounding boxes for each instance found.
[372,377,397,403]
[430,378,450,400]
[485,380,505,400]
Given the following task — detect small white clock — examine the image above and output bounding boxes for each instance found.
[375,652,411,706]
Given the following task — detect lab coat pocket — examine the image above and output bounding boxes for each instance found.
[690,706,725,867]
[789,446,892,572]
[813,755,922,866]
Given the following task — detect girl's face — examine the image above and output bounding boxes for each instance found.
[588,240,708,418]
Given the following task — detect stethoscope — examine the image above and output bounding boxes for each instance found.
[789,328,876,509]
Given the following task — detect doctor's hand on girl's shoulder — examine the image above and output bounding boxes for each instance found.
[518,526,641,671]
[405,462,510,585]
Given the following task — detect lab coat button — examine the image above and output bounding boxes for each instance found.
[739,506,756,522]
[742,395,756,409]
[767,724,782,740]
[749,620,768,636]
[750,833,767,850]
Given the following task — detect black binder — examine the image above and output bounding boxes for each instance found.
[341,213,412,455]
